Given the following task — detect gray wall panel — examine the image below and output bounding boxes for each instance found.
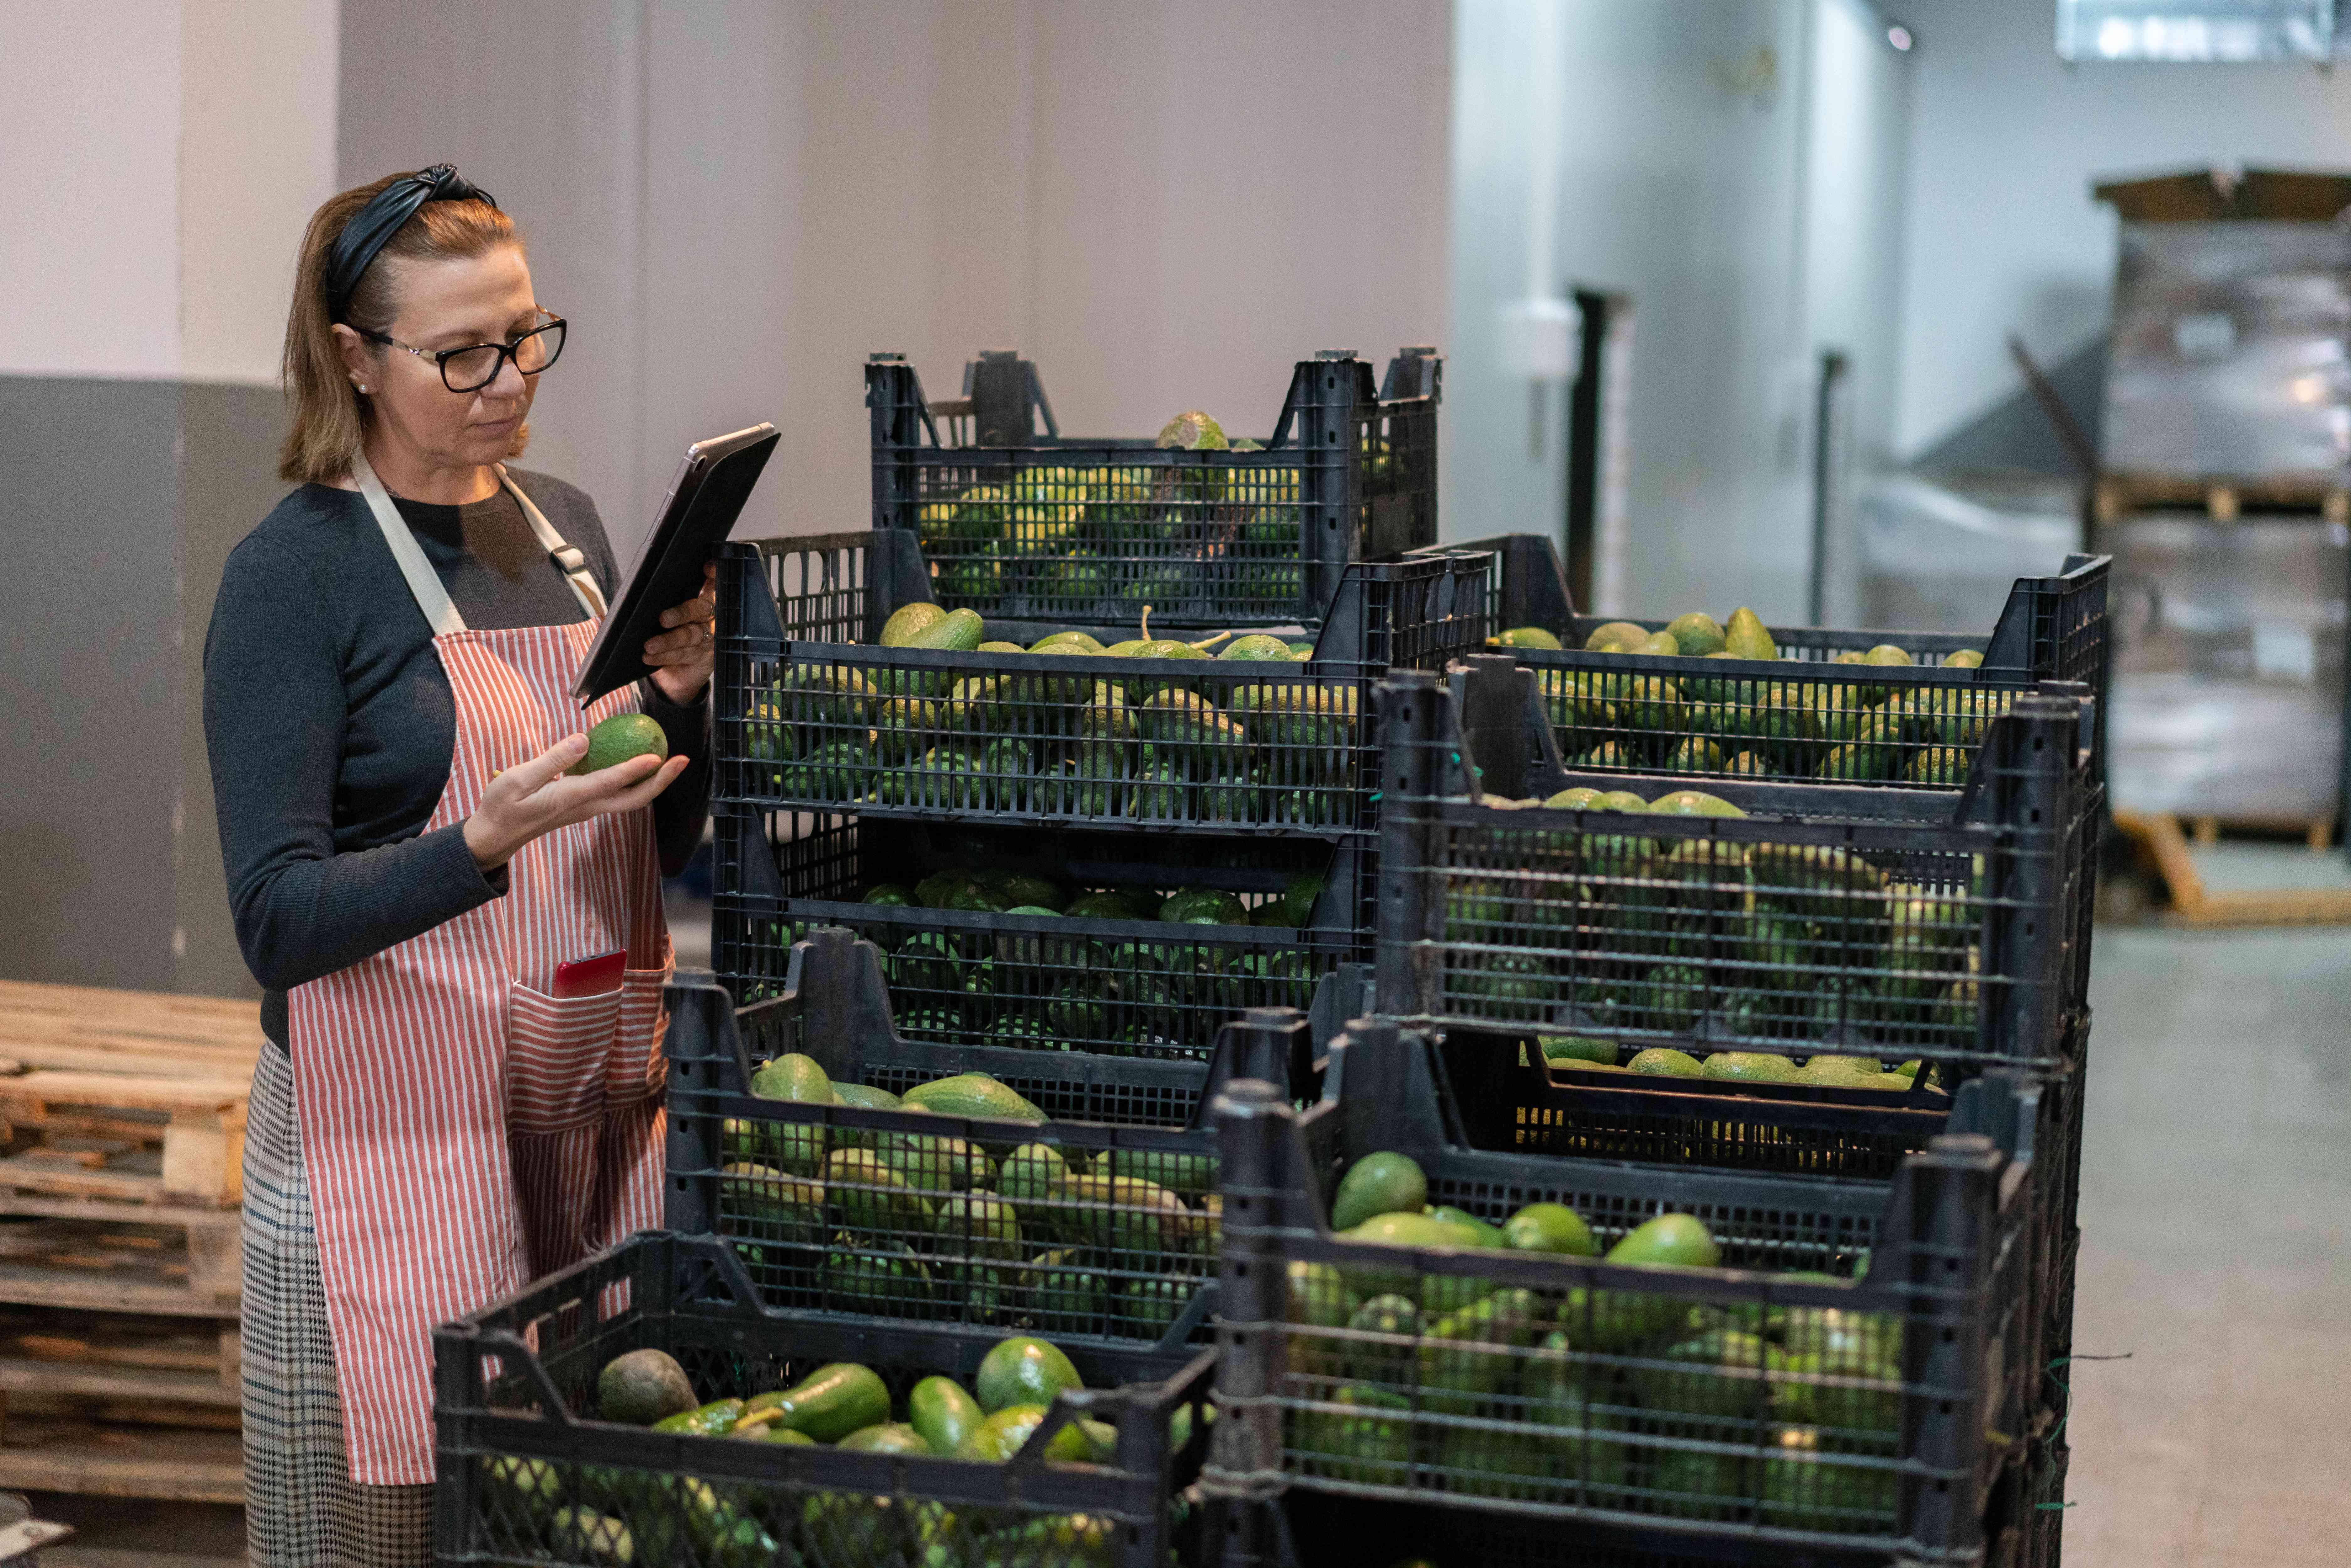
[0,374,181,990]
[0,374,280,998]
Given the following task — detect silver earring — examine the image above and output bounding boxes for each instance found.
[357,384,369,394]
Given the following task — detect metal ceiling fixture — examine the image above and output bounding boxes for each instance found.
[2057,0,2335,61]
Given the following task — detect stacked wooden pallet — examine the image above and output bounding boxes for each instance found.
[0,981,260,1503]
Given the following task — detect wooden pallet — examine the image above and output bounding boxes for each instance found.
[2112,809,2351,926]
[2095,472,2351,524]
[0,1417,242,1503]
[0,1211,239,1316]
[0,982,261,1210]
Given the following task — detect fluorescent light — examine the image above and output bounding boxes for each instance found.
[2058,0,2335,61]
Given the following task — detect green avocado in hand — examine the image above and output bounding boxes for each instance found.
[567,713,668,776]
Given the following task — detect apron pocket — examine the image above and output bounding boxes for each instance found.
[606,965,674,1106]
[507,982,625,1134]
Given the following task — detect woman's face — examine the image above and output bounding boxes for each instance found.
[336,244,542,474]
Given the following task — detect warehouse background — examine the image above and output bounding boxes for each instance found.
[8,0,2351,995]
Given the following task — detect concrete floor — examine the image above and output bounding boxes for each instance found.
[2065,918,2351,1568]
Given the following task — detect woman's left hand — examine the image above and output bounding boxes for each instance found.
[645,561,717,704]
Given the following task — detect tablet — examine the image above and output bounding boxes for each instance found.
[572,422,780,705]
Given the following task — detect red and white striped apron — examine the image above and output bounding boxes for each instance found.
[288,456,672,1484]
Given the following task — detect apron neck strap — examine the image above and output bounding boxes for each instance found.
[498,465,610,620]
[351,453,608,635]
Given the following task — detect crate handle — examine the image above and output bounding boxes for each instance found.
[471,1328,579,1427]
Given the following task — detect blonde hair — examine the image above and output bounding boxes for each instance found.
[279,171,526,484]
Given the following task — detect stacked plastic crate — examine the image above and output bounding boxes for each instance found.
[709,349,1482,1067]
[1187,544,2107,1567]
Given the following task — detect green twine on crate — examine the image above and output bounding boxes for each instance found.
[2033,1352,2131,1510]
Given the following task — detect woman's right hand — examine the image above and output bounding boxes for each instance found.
[462,733,690,871]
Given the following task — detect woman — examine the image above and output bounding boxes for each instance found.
[204,166,715,1566]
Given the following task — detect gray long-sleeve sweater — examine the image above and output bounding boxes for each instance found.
[201,467,710,1048]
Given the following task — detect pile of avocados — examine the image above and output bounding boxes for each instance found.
[1491,607,2006,785]
[769,864,1329,1056]
[1444,786,1982,1049]
[1539,1034,1942,1094]
[748,598,1361,825]
[719,1052,1220,1336]
[490,1334,1199,1566]
[1286,1151,1899,1529]
[911,409,1401,614]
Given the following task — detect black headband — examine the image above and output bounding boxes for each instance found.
[325,163,497,321]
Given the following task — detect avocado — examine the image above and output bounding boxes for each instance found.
[749,1053,832,1104]
[899,1074,1045,1123]
[829,1082,902,1119]
[837,1421,931,1455]
[1594,789,1650,812]
[1665,611,1728,656]
[1943,647,1984,670]
[1029,630,1104,654]
[657,1391,747,1442]
[1064,890,1149,921]
[1648,789,1744,818]
[1539,1034,1615,1065]
[1607,1212,1720,1268]
[548,1507,634,1565]
[1425,1205,1504,1248]
[1502,1201,1594,1256]
[1634,630,1682,657]
[567,712,668,776]
[994,1143,1069,1211]
[1158,887,1247,926]
[1723,606,1777,661]
[823,1148,937,1233]
[1907,745,1968,785]
[1864,643,1915,667]
[907,1376,987,1456]
[596,1347,697,1426]
[1331,1151,1427,1230]
[1292,1382,1412,1484]
[1543,786,1603,809]
[976,1336,1083,1413]
[737,1362,891,1443]
[907,607,987,652]
[880,602,949,647]
[1704,1051,1800,1084]
[1221,633,1294,660]
[956,1402,1092,1463]
[1626,1047,1704,1078]
[1154,410,1228,450]
[1663,736,1725,773]
[1584,620,1651,652]
[1492,625,1565,650]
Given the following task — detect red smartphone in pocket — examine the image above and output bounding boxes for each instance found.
[552,949,627,998]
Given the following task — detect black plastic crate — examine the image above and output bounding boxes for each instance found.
[433,1233,1213,1568]
[667,964,1326,1354]
[1200,1021,2051,1563]
[714,535,1489,837]
[1374,665,2098,1071]
[1423,534,2110,789]
[870,348,1441,632]
[711,808,1372,1063]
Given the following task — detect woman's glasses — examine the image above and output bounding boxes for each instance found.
[357,311,567,394]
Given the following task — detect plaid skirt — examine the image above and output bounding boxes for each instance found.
[241,1042,434,1568]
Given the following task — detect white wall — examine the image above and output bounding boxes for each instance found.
[1450,0,1913,624]
[341,0,1452,560]
[1893,0,2351,458]
[0,0,336,384]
